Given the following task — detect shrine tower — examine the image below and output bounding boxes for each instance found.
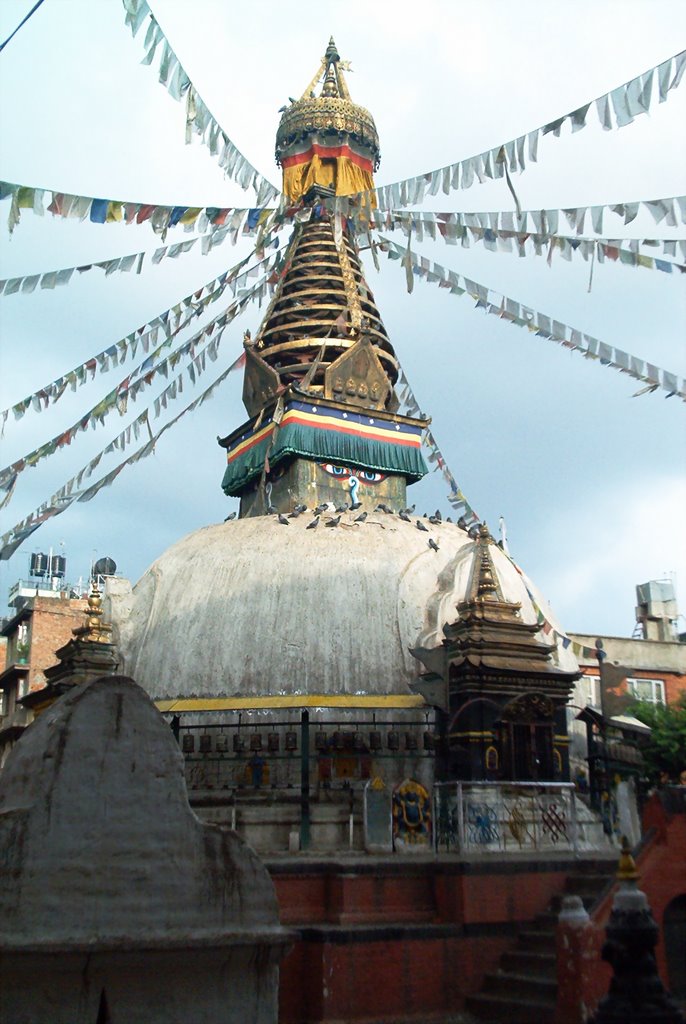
[107,42,582,853]
[219,39,428,517]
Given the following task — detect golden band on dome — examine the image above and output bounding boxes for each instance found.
[156,694,426,713]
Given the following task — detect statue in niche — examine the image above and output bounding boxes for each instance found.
[392,778,432,851]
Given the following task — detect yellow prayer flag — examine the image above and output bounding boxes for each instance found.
[106,202,123,223]
[179,207,202,225]
[17,187,35,209]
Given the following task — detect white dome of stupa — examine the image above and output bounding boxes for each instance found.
[108,512,578,702]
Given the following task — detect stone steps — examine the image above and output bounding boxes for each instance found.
[516,928,555,952]
[500,949,557,979]
[465,992,555,1024]
[467,859,616,1022]
[481,970,557,1000]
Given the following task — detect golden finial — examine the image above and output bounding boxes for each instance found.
[475,524,499,599]
[73,583,113,646]
[325,37,340,64]
[616,835,639,882]
[321,65,338,98]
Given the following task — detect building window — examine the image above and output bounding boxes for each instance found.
[627,678,665,704]
[583,674,601,709]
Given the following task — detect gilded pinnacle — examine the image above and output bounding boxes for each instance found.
[73,584,114,646]
[616,835,639,882]
[325,37,340,63]
[475,524,499,599]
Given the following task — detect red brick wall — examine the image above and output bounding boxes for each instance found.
[459,869,567,925]
[278,932,510,1023]
[272,864,569,928]
[574,796,686,1017]
[663,672,686,705]
[26,596,87,692]
[639,795,686,984]
[271,859,588,1023]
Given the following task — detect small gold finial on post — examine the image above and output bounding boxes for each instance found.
[73,584,113,646]
[616,835,639,882]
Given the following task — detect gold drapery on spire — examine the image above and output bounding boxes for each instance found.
[275,40,379,203]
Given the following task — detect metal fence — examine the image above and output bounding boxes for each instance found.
[434,780,579,855]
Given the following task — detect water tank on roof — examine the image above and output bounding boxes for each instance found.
[635,579,678,642]
[51,555,67,579]
[93,557,117,577]
[29,552,49,578]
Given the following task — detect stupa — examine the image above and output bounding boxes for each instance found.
[107,41,581,853]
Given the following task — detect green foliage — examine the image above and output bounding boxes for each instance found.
[629,693,686,782]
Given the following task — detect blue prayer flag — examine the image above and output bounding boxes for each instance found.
[90,199,108,224]
[169,206,188,227]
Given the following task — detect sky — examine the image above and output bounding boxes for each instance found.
[0,0,685,638]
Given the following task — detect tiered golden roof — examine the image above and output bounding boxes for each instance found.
[243,214,399,415]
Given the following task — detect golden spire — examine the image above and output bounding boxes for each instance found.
[241,216,398,416]
[275,40,380,202]
[72,584,113,646]
[616,835,640,882]
[471,524,502,602]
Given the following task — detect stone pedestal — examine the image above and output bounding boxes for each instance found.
[556,895,598,1024]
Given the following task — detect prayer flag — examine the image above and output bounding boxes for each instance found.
[90,199,108,224]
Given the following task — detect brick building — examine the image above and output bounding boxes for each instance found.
[566,580,686,788]
[0,591,86,767]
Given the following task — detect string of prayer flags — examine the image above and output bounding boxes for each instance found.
[379,214,686,274]
[0,239,193,296]
[369,196,686,240]
[363,49,686,209]
[0,209,286,296]
[0,268,276,497]
[121,0,279,205]
[395,367,480,523]
[1,244,286,431]
[0,180,281,239]
[571,639,600,660]
[0,349,247,562]
[379,236,686,402]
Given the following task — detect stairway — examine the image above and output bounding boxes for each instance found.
[465,862,613,1023]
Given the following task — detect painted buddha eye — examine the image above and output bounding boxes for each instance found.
[321,464,351,478]
[319,464,387,484]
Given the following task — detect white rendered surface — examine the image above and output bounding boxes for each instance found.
[108,515,578,700]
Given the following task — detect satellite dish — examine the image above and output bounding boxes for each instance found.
[93,556,117,577]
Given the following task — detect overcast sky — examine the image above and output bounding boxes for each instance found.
[0,0,685,638]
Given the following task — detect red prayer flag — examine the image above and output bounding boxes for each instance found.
[136,205,155,225]
[47,193,64,216]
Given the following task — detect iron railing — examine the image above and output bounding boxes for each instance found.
[434,780,579,855]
